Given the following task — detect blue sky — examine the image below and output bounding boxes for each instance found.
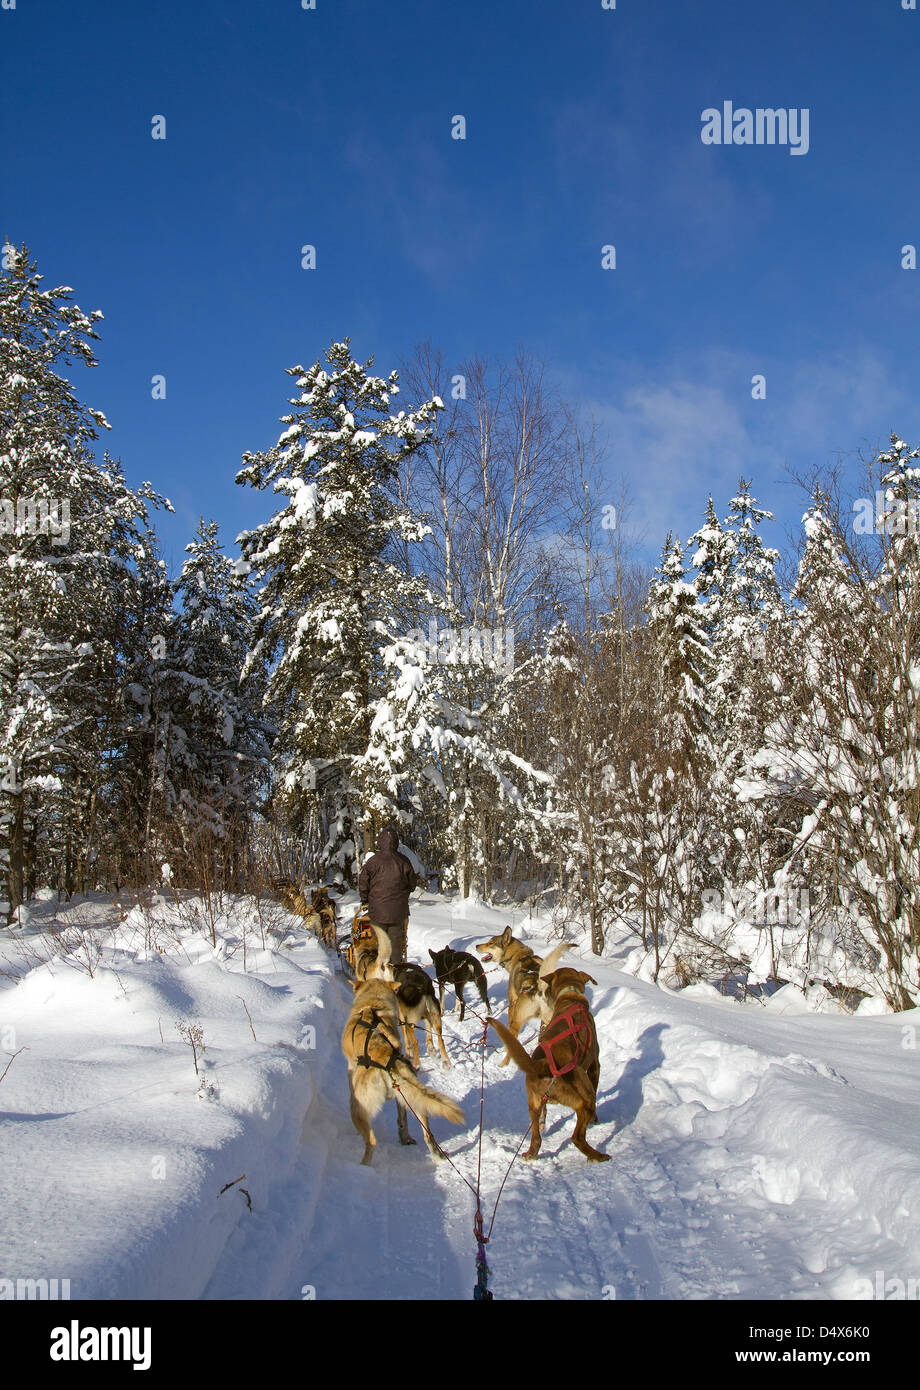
[3,0,919,577]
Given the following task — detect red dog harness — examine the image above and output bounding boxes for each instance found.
[539,1001,591,1078]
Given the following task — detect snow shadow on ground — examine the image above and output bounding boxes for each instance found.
[602,1023,668,1132]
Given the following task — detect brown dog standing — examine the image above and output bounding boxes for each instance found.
[475,928,572,1065]
[487,966,609,1163]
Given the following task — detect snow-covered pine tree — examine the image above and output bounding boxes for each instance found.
[624,534,716,978]
[156,519,268,888]
[689,482,786,757]
[744,438,920,1008]
[717,481,791,884]
[0,243,170,917]
[646,534,713,781]
[236,340,443,882]
[105,527,176,889]
[531,614,618,952]
[725,482,785,623]
[695,491,786,811]
[689,496,736,643]
[686,483,796,989]
[362,608,552,899]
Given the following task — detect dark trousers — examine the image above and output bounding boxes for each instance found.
[372,916,408,964]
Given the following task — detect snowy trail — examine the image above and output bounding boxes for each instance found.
[202,952,472,1300]
[199,898,920,1301]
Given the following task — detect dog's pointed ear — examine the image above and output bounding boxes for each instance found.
[501,926,513,945]
[429,948,436,960]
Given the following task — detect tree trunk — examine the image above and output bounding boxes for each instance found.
[8,792,24,922]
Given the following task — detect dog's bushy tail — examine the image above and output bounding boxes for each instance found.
[486,1017,540,1077]
[392,1061,465,1127]
[370,924,394,981]
[537,940,574,979]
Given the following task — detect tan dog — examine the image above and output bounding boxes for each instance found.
[342,978,465,1165]
[311,886,337,948]
[488,965,608,1163]
[475,928,572,1065]
[274,877,325,937]
[393,962,450,1069]
[354,923,395,983]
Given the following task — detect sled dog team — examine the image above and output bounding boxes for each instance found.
[276,875,610,1164]
[343,918,611,1167]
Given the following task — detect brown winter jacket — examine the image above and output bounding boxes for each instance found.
[358,828,419,925]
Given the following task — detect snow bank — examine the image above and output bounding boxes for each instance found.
[0,895,335,1299]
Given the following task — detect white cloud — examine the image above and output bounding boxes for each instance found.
[561,343,913,556]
